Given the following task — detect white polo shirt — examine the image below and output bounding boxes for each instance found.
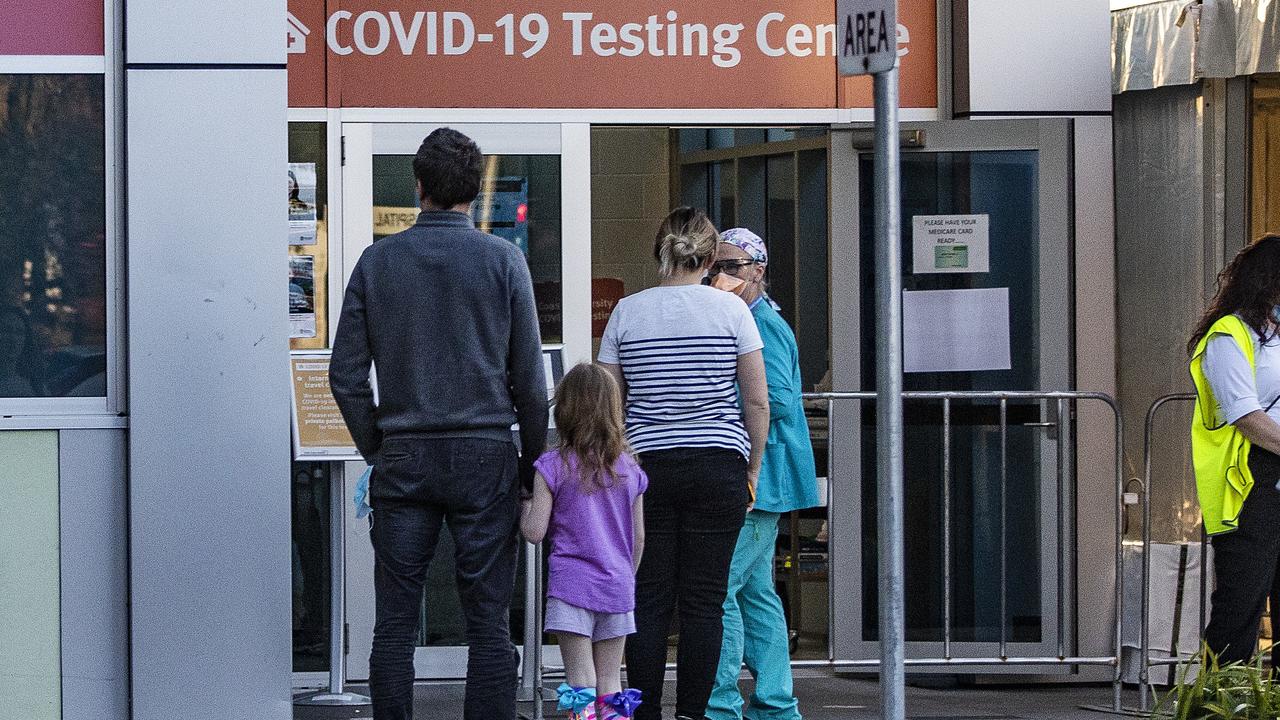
[1203,318,1280,426]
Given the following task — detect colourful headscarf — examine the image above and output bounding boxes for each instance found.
[720,227,768,264]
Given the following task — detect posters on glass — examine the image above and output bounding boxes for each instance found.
[290,352,360,460]
[290,255,317,339]
[911,214,990,274]
[289,162,318,245]
[472,176,529,253]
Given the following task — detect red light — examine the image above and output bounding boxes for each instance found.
[516,203,528,223]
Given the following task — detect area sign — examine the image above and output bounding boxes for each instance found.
[837,0,897,76]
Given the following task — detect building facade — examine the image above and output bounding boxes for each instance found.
[0,2,1113,719]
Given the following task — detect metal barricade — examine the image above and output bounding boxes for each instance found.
[518,390,1128,714]
[1137,393,1202,713]
[798,391,1126,713]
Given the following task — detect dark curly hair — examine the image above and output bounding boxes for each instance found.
[412,127,483,209]
[1188,234,1280,356]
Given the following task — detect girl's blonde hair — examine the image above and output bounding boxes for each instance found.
[554,363,632,493]
[653,206,719,279]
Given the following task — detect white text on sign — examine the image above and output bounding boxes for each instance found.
[319,9,911,69]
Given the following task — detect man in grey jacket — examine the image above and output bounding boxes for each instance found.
[330,127,548,720]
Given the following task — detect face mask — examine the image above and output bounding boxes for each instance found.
[710,273,746,296]
[353,465,373,520]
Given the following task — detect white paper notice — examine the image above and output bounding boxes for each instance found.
[289,162,318,246]
[912,214,990,274]
[903,288,1011,373]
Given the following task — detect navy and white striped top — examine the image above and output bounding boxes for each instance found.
[597,284,764,458]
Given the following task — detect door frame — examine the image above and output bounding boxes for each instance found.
[828,119,1076,670]
[338,120,591,681]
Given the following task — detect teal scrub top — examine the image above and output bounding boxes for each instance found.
[751,299,820,514]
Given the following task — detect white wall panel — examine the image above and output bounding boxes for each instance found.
[60,430,128,720]
[963,0,1111,115]
[127,69,291,720]
[126,0,285,65]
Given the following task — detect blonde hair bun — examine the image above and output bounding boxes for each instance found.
[654,207,720,279]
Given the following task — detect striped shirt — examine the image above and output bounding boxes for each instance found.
[598,284,763,458]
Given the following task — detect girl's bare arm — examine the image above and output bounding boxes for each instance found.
[520,472,554,544]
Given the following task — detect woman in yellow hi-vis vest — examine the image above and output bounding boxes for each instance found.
[1189,234,1280,668]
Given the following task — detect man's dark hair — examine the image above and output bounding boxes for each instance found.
[413,128,483,209]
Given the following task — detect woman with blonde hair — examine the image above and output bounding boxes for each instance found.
[598,207,770,720]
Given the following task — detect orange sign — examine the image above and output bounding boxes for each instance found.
[839,0,937,110]
[592,278,624,337]
[287,0,936,109]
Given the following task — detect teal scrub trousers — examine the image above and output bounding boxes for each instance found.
[706,510,801,720]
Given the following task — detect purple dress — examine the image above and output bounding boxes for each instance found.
[535,449,648,613]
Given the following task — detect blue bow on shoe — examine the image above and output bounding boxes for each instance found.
[605,689,642,717]
[557,683,597,713]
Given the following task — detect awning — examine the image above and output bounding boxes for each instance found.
[1113,0,1280,94]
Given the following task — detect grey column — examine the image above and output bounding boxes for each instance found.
[125,3,291,719]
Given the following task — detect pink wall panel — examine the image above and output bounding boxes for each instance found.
[2,0,104,56]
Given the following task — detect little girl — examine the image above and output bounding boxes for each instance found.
[521,362,647,720]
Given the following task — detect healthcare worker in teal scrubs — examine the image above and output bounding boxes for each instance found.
[705,228,819,720]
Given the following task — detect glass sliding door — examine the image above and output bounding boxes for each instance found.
[340,122,587,680]
[829,120,1074,669]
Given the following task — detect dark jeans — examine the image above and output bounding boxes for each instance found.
[626,447,749,720]
[367,437,521,720]
[1205,447,1280,669]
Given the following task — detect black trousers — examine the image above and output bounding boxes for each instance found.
[1205,446,1280,669]
[625,447,749,720]
[367,437,521,720]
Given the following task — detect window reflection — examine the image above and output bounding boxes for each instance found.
[0,74,107,398]
[371,153,563,343]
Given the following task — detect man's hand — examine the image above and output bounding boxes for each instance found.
[518,458,538,496]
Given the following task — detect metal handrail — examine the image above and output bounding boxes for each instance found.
[1138,393,1199,713]
[518,389,1128,714]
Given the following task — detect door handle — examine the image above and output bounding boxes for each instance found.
[1024,422,1057,429]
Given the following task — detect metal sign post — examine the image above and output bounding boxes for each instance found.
[838,1,904,719]
[872,66,905,720]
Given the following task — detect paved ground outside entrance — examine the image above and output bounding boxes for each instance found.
[295,669,1144,720]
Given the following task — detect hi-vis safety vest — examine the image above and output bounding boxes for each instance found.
[1189,314,1257,535]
